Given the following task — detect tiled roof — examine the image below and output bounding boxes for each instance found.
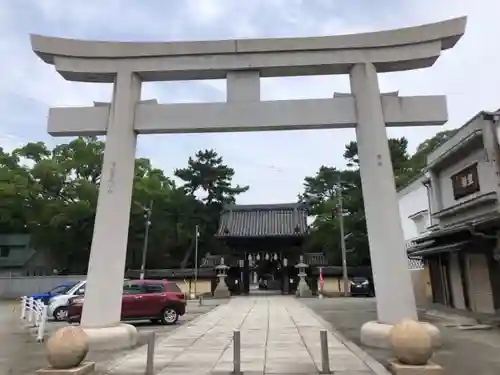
[216,203,309,238]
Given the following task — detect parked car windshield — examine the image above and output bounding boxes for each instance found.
[50,283,76,294]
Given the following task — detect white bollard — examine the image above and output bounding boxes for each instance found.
[27,297,34,324]
[35,300,43,328]
[35,307,40,327]
[20,296,27,320]
[37,305,48,343]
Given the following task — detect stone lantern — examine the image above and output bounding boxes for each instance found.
[214,257,231,298]
[295,255,312,297]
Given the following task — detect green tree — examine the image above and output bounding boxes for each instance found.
[301,129,460,267]
[1,140,249,272]
[8,137,104,272]
[343,137,413,189]
[174,149,249,263]
[408,129,458,176]
[299,166,369,266]
[301,137,415,266]
[0,137,204,272]
[174,149,249,205]
[0,147,35,233]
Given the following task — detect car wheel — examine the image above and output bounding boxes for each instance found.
[53,307,68,321]
[160,307,179,325]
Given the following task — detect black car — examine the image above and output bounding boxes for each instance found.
[350,277,374,297]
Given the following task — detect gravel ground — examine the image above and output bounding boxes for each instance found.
[303,297,500,375]
[0,299,224,375]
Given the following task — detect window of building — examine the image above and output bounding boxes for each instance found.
[451,163,480,200]
[0,247,10,257]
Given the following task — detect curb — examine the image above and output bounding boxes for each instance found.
[301,303,392,375]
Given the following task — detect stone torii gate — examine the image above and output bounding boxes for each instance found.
[31,16,466,348]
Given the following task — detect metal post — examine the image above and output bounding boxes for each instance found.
[233,330,241,375]
[140,200,153,280]
[194,225,199,298]
[338,177,349,297]
[320,330,331,374]
[146,331,156,375]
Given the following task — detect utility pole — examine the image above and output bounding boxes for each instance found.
[194,225,199,297]
[337,177,350,297]
[140,200,153,280]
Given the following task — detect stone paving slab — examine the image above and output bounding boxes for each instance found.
[104,296,376,375]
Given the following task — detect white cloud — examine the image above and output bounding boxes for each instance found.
[1,0,499,204]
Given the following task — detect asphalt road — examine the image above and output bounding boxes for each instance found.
[303,297,500,375]
[0,300,222,375]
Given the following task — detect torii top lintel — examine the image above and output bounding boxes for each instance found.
[30,17,466,83]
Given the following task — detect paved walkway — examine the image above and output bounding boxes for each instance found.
[105,296,377,375]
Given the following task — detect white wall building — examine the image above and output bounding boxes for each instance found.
[398,177,431,241]
[398,176,429,270]
[399,110,500,314]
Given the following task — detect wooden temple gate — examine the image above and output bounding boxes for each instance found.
[203,203,327,295]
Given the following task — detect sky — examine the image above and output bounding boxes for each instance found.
[1,0,500,204]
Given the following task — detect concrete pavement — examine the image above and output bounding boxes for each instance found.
[304,297,500,375]
[105,296,382,375]
[0,301,221,375]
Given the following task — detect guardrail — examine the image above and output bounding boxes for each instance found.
[20,296,48,342]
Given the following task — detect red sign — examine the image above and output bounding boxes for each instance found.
[319,267,324,290]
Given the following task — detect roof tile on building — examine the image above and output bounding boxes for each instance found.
[216,203,309,238]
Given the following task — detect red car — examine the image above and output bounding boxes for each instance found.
[67,279,186,325]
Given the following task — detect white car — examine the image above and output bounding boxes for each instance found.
[48,280,86,321]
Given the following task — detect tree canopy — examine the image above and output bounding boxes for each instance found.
[0,128,457,273]
[0,138,247,273]
[300,129,457,267]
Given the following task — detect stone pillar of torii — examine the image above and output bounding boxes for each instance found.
[30,16,466,349]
